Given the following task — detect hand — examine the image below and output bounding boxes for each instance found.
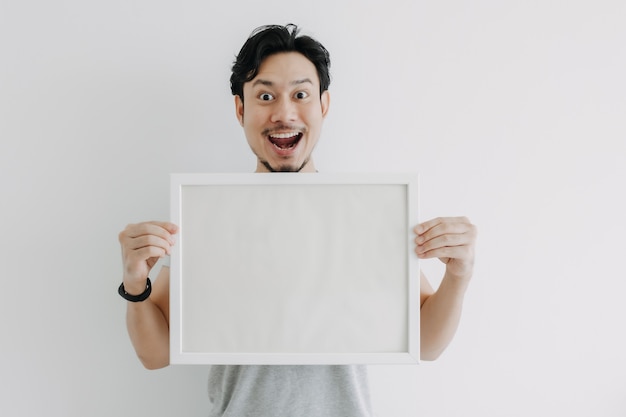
[414,217,477,281]
[118,221,178,294]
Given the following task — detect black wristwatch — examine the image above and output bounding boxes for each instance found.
[118,278,152,302]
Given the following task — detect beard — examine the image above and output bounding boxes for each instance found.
[260,157,311,173]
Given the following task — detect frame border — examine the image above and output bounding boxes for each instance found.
[170,173,420,365]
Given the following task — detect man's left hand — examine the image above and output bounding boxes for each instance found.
[414,217,477,281]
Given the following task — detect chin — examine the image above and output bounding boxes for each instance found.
[262,158,310,173]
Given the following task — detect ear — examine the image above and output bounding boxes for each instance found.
[320,90,330,118]
[234,95,244,126]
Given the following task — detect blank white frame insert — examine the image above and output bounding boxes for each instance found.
[170,173,420,365]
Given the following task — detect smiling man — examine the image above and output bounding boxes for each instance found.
[118,24,477,417]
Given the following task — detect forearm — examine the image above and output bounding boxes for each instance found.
[420,272,470,361]
[126,301,170,369]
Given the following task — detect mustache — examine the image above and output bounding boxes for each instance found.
[261,125,307,136]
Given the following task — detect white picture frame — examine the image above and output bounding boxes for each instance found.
[170,173,420,365]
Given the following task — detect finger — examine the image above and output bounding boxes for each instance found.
[128,222,177,240]
[414,216,470,236]
[120,222,177,244]
[149,221,178,234]
[126,234,173,254]
[415,233,469,256]
[416,244,473,261]
[415,219,474,245]
[127,245,169,262]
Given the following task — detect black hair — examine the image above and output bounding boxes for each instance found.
[230,24,331,99]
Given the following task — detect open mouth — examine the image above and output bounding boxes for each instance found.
[268,132,303,151]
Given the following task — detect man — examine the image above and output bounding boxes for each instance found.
[118,24,476,416]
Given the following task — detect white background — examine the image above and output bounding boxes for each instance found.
[1,1,625,416]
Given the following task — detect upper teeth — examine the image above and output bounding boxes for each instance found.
[271,132,298,139]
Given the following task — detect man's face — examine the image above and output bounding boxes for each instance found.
[235,52,330,173]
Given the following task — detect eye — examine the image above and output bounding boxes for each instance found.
[294,91,309,99]
[259,93,274,101]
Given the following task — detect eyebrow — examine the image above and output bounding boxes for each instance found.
[251,78,314,88]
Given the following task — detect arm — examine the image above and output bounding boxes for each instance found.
[125,266,171,369]
[415,217,477,361]
[119,221,178,369]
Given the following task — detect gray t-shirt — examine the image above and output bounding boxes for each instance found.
[207,365,372,417]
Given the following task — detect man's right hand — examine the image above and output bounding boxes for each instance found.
[118,221,178,295]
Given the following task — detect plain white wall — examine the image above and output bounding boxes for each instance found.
[1,1,625,416]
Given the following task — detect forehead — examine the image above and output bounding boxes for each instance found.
[248,52,320,88]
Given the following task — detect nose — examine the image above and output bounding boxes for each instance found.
[270,97,297,123]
